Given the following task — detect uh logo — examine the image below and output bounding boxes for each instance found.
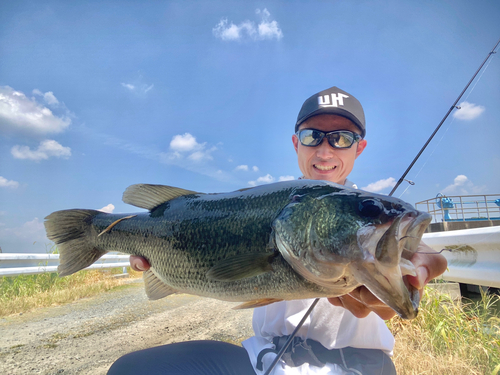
[318,92,349,108]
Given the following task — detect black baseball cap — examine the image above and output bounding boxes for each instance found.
[295,86,366,138]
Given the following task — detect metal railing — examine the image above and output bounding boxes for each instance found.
[422,225,500,288]
[0,253,130,277]
[416,194,500,223]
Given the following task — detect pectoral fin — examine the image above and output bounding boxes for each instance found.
[143,270,177,300]
[206,253,275,281]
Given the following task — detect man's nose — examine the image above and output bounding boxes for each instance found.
[315,139,336,158]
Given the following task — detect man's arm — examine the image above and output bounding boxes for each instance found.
[327,241,448,319]
[129,241,447,320]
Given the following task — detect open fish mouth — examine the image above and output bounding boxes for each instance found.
[353,211,432,319]
[400,212,433,260]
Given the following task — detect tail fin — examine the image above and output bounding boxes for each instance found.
[44,209,106,276]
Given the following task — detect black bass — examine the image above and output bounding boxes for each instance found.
[44,180,431,319]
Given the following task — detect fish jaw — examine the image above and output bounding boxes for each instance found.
[349,259,419,319]
[353,211,432,319]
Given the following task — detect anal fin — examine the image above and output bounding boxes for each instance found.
[233,298,283,309]
[143,270,177,300]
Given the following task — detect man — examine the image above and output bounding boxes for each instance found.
[109,86,447,374]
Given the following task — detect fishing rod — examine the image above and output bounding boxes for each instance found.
[263,37,500,375]
[389,37,500,197]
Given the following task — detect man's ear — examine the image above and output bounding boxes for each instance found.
[292,134,299,154]
[355,139,367,159]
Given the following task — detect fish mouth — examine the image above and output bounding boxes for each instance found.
[352,211,432,319]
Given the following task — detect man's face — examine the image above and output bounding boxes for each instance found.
[292,114,367,184]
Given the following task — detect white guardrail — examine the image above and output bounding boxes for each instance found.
[423,226,500,288]
[1,226,499,287]
[0,253,130,277]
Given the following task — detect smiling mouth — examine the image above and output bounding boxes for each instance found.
[314,165,337,171]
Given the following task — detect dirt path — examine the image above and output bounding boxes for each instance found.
[0,280,254,375]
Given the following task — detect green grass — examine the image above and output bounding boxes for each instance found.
[387,287,500,375]
[0,268,141,317]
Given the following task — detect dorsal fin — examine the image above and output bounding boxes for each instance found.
[122,184,199,210]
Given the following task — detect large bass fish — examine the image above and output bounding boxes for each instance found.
[44,180,431,319]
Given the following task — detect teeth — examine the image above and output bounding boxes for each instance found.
[314,165,336,171]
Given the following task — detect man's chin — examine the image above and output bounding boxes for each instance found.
[309,170,342,184]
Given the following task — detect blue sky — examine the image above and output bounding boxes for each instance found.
[1,0,499,253]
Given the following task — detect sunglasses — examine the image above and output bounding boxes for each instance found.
[296,128,362,149]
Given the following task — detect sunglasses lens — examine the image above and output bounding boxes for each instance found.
[327,132,355,148]
[299,129,323,146]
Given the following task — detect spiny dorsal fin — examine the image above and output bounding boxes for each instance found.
[143,269,177,300]
[122,184,199,210]
[206,253,275,281]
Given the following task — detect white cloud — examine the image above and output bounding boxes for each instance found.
[81,128,232,184]
[43,92,59,105]
[213,8,283,41]
[121,75,154,95]
[0,176,19,189]
[278,175,295,182]
[452,101,485,121]
[0,86,71,136]
[98,204,115,213]
[170,133,201,152]
[33,89,59,106]
[121,83,135,90]
[11,139,71,161]
[188,149,214,161]
[253,166,259,172]
[235,165,249,171]
[441,175,486,195]
[361,177,396,193]
[256,9,283,39]
[249,174,275,186]
[168,133,215,162]
[2,217,45,240]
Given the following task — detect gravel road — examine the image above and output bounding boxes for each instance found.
[0,279,254,375]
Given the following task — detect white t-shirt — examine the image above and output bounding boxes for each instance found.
[241,179,395,375]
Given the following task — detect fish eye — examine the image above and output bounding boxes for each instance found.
[358,199,384,218]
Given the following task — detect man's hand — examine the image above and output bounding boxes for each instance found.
[327,241,448,320]
[130,255,150,272]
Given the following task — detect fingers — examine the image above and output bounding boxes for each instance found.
[328,286,397,320]
[129,255,150,272]
[406,241,448,290]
